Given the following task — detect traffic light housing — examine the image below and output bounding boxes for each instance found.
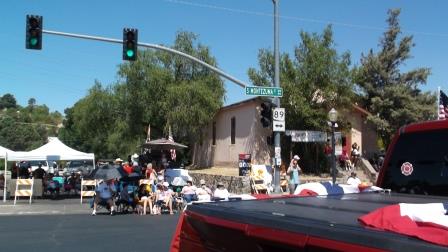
[123,28,138,61]
[260,102,273,128]
[26,15,43,50]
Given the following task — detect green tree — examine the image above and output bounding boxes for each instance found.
[354,9,436,147]
[248,26,354,173]
[0,93,17,109]
[249,26,353,131]
[61,31,225,160]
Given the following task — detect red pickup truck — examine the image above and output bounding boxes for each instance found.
[171,120,448,252]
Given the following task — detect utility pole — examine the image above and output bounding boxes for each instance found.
[273,0,281,193]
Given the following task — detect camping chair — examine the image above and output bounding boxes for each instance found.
[250,165,271,194]
[80,178,96,204]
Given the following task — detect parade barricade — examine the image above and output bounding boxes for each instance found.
[80,178,96,204]
[14,178,34,205]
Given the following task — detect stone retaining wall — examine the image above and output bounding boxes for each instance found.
[189,173,251,194]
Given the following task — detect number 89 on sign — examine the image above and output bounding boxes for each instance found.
[273,108,285,122]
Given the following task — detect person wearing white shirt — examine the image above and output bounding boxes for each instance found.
[347,172,361,186]
[155,182,174,214]
[213,182,229,200]
[196,179,212,201]
[181,180,197,203]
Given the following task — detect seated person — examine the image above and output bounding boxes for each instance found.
[92,179,116,216]
[136,183,153,215]
[116,183,135,212]
[155,182,174,215]
[181,179,197,203]
[347,172,361,186]
[195,179,212,201]
[213,182,229,201]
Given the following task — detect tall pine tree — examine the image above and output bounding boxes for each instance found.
[355,9,436,147]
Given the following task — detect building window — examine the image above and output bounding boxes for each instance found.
[231,117,236,144]
[212,121,216,146]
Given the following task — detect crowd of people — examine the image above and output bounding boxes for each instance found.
[91,156,230,216]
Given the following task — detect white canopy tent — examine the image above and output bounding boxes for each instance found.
[0,146,15,202]
[7,137,95,162]
[2,138,95,202]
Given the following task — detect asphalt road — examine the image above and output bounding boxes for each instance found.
[0,202,179,252]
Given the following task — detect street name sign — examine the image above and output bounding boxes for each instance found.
[245,86,283,97]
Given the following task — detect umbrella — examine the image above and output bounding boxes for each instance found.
[91,164,125,180]
[120,172,142,182]
[141,138,188,151]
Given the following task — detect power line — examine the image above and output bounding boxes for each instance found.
[164,0,448,38]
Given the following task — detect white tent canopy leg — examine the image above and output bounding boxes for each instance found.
[3,154,7,202]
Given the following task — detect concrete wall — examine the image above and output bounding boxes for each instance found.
[189,173,251,194]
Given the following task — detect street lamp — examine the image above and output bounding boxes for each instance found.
[328,108,338,184]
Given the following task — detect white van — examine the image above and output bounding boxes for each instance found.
[27,160,50,172]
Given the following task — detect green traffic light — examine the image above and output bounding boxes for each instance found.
[30,38,38,46]
[126,49,134,58]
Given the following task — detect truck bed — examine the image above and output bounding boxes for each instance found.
[182,193,447,251]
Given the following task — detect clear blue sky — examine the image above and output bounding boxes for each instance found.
[1,0,447,113]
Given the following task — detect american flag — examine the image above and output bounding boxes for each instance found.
[439,90,448,120]
[168,126,176,161]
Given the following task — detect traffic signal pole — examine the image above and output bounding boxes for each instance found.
[41,29,247,88]
[273,0,281,193]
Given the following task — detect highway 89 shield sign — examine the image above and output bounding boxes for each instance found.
[273,108,285,132]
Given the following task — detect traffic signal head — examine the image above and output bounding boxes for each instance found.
[260,102,273,128]
[123,28,138,61]
[26,15,43,50]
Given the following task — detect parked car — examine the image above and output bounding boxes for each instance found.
[63,160,94,176]
[27,160,50,172]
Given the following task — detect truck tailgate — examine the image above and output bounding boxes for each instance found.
[180,193,447,251]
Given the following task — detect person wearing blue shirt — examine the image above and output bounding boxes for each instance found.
[287,155,302,194]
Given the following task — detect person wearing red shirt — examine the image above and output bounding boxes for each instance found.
[123,162,133,174]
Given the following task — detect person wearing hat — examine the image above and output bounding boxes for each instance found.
[196,179,212,201]
[287,155,302,194]
[347,172,361,186]
[213,182,229,201]
[155,181,174,214]
[181,179,197,203]
[114,158,123,166]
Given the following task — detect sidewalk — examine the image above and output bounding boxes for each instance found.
[0,198,91,216]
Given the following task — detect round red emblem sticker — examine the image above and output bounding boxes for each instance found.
[401,162,413,176]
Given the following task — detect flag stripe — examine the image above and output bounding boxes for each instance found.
[359,203,448,246]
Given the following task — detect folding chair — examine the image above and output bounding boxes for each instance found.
[250,165,270,194]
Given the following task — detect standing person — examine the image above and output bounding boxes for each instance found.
[287,155,302,194]
[351,142,361,168]
[145,163,157,192]
[33,163,46,180]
